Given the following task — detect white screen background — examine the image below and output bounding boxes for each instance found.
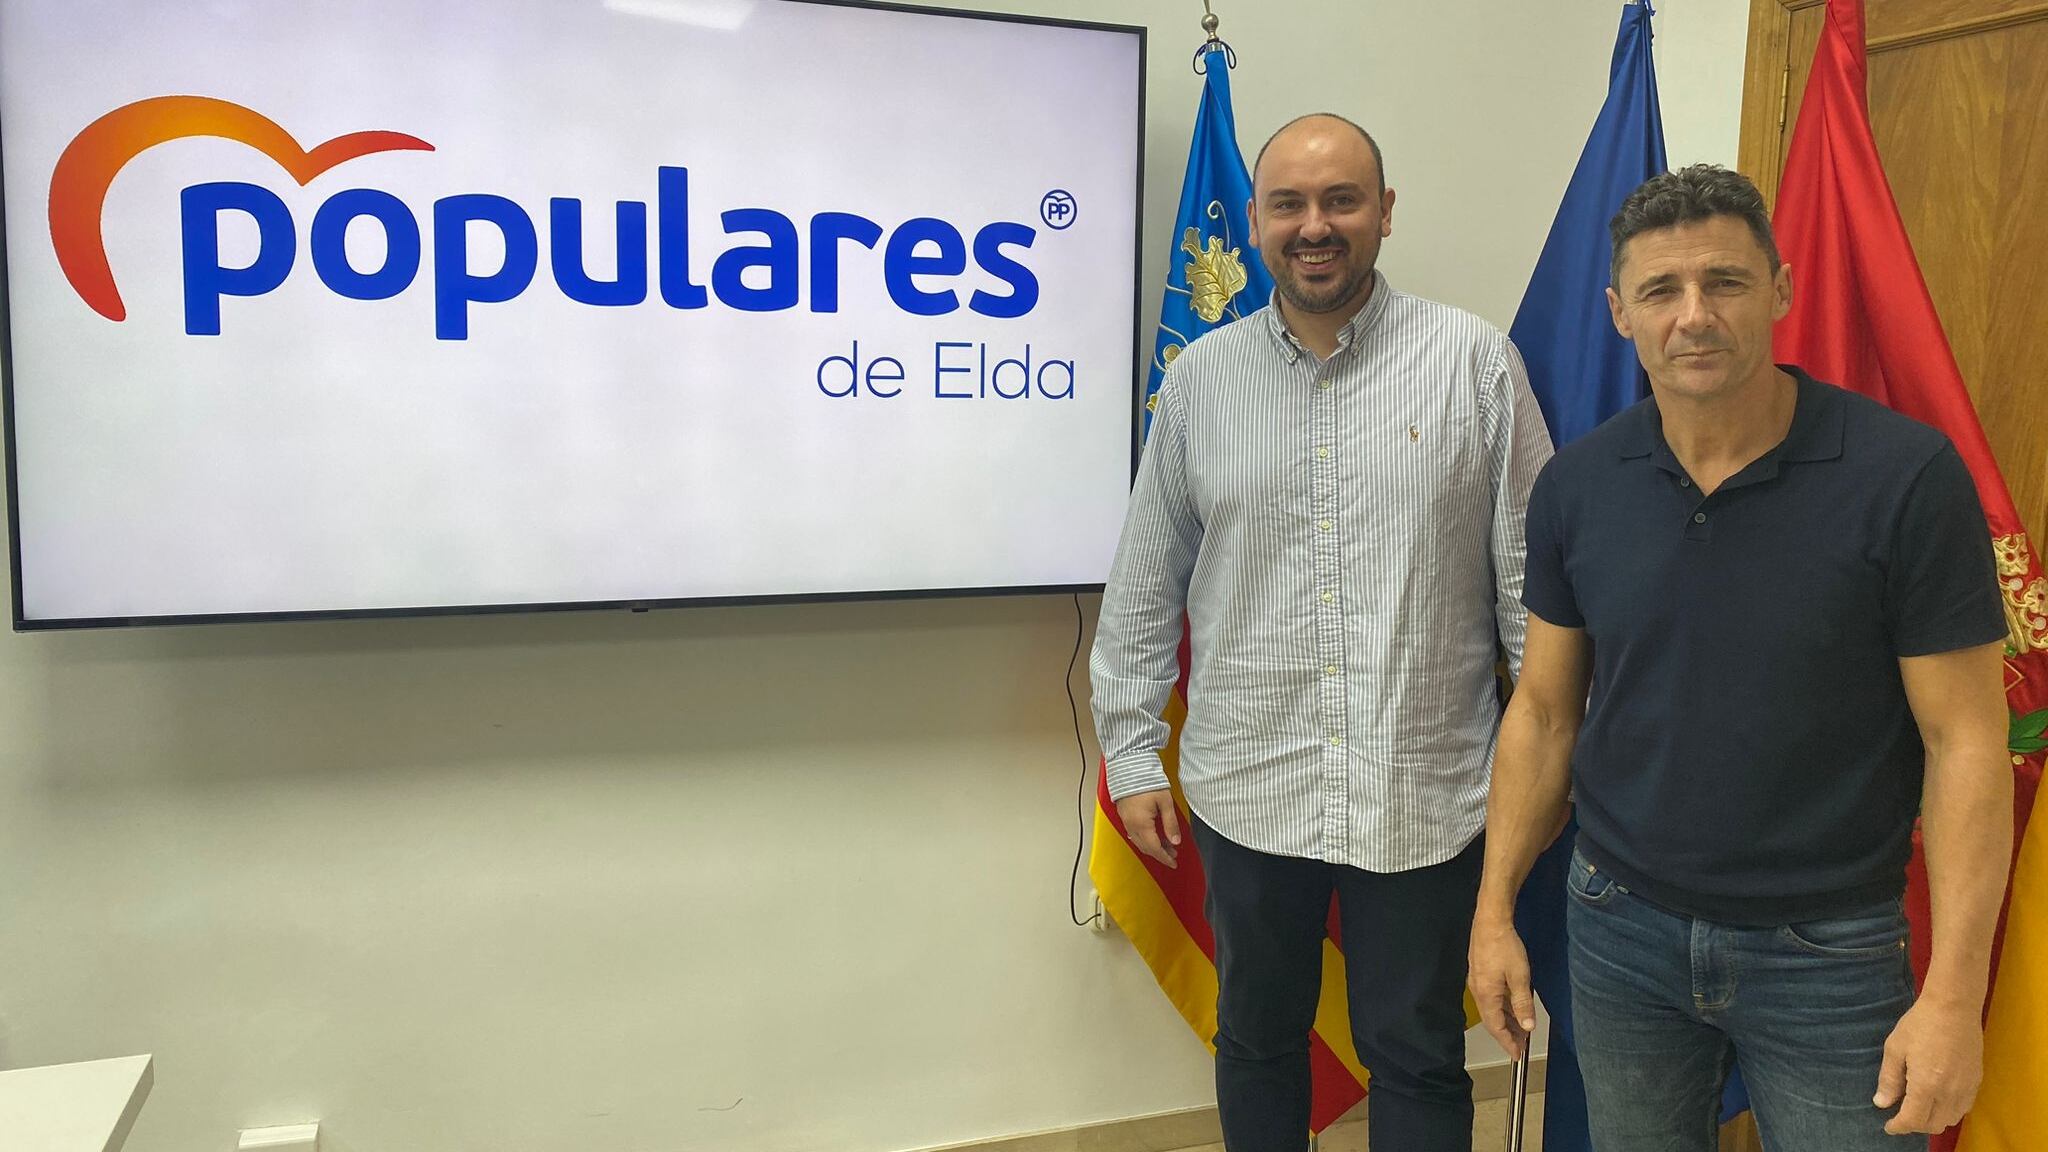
[1,0,1141,622]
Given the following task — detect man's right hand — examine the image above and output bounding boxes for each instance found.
[1114,789,1182,868]
[1468,911,1538,1060]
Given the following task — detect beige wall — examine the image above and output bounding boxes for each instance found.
[0,3,1747,1150]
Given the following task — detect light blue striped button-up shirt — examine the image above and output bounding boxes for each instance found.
[1091,274,1553,872]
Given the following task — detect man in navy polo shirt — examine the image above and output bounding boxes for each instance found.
[1466,165,2012,1149]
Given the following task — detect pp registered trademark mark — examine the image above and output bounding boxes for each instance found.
[1039,189,1076,231]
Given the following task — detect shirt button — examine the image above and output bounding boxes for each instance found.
[1329,736,1343,746]
[1318,519,1332,531]
[1324,664,1338,675]
[1316,446,1330,459]
[1321,591,1334,603]
[1693,512,1707,524]
[1680,478,1692,488]
[1318,379,1333,390]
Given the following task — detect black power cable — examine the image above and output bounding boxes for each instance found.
[1066,592,1103,929]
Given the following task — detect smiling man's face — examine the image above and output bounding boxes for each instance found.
[1247,116,1392,321]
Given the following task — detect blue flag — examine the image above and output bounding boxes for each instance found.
[1506,4,1751,1150]
[1510,0,1665,447]
[1145,43,1274,435]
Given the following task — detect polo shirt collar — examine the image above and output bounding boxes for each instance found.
[1779,367,1846,463]
[1617,365,1845,475]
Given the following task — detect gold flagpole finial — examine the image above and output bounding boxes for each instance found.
[1192,1,1236,73]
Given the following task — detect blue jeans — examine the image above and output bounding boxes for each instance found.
[1564,848,1926,1151]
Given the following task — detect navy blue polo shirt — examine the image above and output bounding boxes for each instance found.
[1522,367,2006,925]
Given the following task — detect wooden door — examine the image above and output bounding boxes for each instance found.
[1739,0,2048,548]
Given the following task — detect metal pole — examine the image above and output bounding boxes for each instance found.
[1506,1053,1531,1152]
[1190,1,1234,73]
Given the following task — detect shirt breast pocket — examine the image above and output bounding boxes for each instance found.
[1355,408,1480,530]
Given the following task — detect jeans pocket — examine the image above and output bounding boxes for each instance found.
[1564,849,1620,907]
[1777,900,1909,959]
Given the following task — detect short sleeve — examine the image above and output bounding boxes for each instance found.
[1521,460,1585,629]
[1886,443,2007,657]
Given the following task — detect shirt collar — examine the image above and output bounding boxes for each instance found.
[1616,365,1844,467]
[1778,367,1846,462]
[1261,270,1393,362]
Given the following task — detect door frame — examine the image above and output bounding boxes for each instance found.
[1739,0,2048,206]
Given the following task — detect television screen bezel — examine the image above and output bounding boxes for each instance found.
[0,0,1149,631]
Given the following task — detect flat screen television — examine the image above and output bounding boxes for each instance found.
[0,0,1145,628]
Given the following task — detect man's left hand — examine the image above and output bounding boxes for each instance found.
[1874,996,1985,1134]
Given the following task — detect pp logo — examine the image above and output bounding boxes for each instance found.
[1039,189,1076,231]
[48,95,1047,339]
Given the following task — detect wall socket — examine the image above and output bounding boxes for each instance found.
[1088,888,1110,933]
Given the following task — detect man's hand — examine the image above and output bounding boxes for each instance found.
[1468,911,1538,1060]
[1874,996,1985,1134]
[1114,789,1182,868]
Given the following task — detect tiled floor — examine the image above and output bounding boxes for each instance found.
[1167,1092,1545,1152]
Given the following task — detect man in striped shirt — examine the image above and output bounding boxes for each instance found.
[1091,113,1552,1152]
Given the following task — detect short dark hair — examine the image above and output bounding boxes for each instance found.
[1253,113,1385,198]
[1608,164,1781,285]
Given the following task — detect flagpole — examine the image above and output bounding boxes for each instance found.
[1508,1053,1531,1152]
[1192,0,1236,73]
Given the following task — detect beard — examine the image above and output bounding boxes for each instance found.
[1267,242,1374,315]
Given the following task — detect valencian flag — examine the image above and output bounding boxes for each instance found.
[1085,40,1381,1132]
[1137,42,1272,428]
[1768,2,2048,1148]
